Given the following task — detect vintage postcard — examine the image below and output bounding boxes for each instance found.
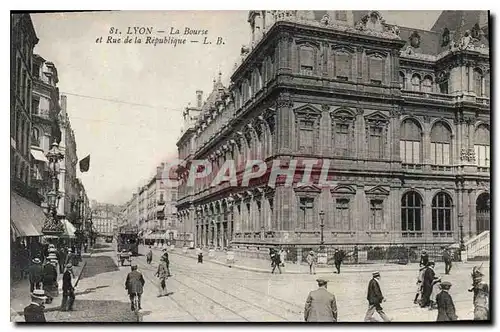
[10,10,490,323]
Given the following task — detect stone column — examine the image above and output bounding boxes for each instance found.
[424,188,432,239]
[296,247,302,265]
[468,66,474,93]
[276,93,294,154]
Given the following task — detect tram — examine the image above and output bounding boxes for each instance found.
[117,225,139,256]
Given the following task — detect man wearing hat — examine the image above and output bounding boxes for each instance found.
[28,258,43,293]
[61,264,75,311]
[65,247,75,267]
[364,271,391,322]
[420,261,436,308]
[436,281,457,321]
[306,250,317,275]
[469,265,489,320]
[125,264,145,311]
[57,246,67,274]
[304,278,338,322]
[161,249,172,277]
[442,248,452,275]
[419,250,429,268]
[42,256,58,304]
[23,289,47,322]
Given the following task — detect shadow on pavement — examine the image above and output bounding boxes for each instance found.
[75,285,110,296]
[50,299,137,322]
[80,256,119,279]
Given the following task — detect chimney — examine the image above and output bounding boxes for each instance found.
[196,90,203,108]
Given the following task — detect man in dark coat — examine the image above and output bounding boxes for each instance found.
[65,248,75,267]
[57,247,66,274]
[61,264,75,311]
[364,271,391,322]
[442,248,452,275]
[161,250,171,276]
[304,279,337,322]
[125,264,145,311]
[419,250,429,267]
[436,281,458,321]
[421,262,436,308]
[41,259,58,304]
[28,258,43,293]
[146,246,153,264]
[271,251,282,274]
[24,289,47,323]
[333,249,344,274]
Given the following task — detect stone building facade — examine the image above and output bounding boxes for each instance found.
[176,11,490,251]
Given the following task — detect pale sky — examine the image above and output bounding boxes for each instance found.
[30,10,442,205]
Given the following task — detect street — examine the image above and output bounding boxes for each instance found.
[27,241,487,322]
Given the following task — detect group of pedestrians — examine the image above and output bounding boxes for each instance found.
[23,244,77,322]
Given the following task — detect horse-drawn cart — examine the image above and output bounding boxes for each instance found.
[118,250,132,266]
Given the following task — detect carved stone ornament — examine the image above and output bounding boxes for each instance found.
[441,28,450,47]
[321,14,330,25]
[467,148,476,162]
[471,23,482,40]
[322,104,331,112]
[409,31,421,48]
[460,148,469,161]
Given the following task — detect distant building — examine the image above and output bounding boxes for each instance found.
[92,201,121,236]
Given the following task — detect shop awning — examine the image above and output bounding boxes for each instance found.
[11,192,45,237]
[31,148,48,163]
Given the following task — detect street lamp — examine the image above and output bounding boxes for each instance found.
[42,142,64,236]
[458,213,465,251]
[319,210,325,249]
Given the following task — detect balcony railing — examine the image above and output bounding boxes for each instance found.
[401,163,423,170]
[432,231,453,238]
[401,231,423,238]
[402,90,454,102]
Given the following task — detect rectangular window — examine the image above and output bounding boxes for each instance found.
[335,198,350,230]
[299,120,314,152]
[369,57,384,82]
[335,53,351,80]
[475,145,490,167]
[299,197,314,230]
[335,123,349,155]
[370,200,383,230]
[432,143,451,165]
[300,47,314,75]
[369,126,383,158]
[401,140,420,164]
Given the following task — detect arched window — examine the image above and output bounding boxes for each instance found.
[400,119,422,165]
[473,68,483,96]
[411,74,421,92]
[422,75,433,93]
[432,192,452,234]
[430,121,452,165]
[399,71,406,89]
[474,124,490,167]
[401,191,423,234]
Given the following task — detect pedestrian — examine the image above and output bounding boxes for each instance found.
[304,278,338,322]
[364,271,391,322]
[57,246,66,274]
[24,289,47,323]
[42,256,58,304]
[429,276,442,310]
[442,248,452,275]
[414,266,426,305]
[421,261,436,308]
[125,264,145,311]
[28,258,43,293]
[160,249,172,276]
[279,248,286,268]
[146,246,153,264]
[333,249,343,274]
[420,250,429,267]
[306,250,317,275]
[155,259,168,297]
[61,264,75,311]
[469,265,489,320]
[65,248,74,267]
[197,252,203,263]
[271,251,282,274]
[436,281,458,321]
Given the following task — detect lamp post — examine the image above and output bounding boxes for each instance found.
[319,210,325,248]
[458,213,465,261]
[42,142,64,237]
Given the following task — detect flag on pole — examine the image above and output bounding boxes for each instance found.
[79,155,90,172]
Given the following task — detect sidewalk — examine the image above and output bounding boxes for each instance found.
[10,250,93,323]
[151,245,489,275]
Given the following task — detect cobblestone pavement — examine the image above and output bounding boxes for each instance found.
[11,250,90,322]
[139,245,488,322]
[14,242,487,322]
